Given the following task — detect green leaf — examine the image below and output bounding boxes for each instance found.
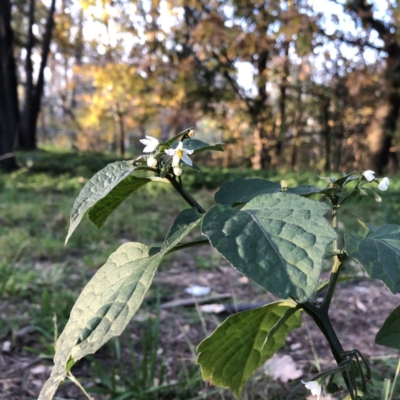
[38,242,163,400]
[202,193,336,301]
[334,171,358,187]
[171,138,224,154]
[345,225,400,294]
[161,207,203,252]
[215,178,281,206]
[66,161,150,243]
[375,304,400,350]
[197,301,302,398]
[88,175,150,229]
[262,305,301,347]
[318,171,357,186]
[162,127,193,147]
[286,185,335,197]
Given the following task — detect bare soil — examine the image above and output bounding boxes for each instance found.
[1,251,399,400]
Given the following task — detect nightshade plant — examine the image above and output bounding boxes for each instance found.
[39,128,400,400]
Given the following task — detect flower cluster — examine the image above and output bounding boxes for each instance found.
[363,170,390,191]
[139,134,194,177]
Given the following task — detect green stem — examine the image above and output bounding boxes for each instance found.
[321,203,342,312]
[301,301,354,393]
[321,261,341,313]
[301,301,344,365]
[167,176,206,213]
[388,357,400,400]
[339,173,363,207]
[332,203,339,254]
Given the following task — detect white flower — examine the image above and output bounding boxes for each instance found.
[165,141,194,167]
[173,166,182,176]
[302,380,321,400]
[140,135,160,153]
[147,156,158,168]
[363,170,375,181]
[378,177,390,191]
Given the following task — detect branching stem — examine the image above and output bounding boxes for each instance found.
[167,176,206,213]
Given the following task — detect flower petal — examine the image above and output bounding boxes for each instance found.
[363,170,375,182]
[378,177,390,191]
[140,136,159,152]
[302,380,322,399]
[172,154,180,166]
[181,153,193,166]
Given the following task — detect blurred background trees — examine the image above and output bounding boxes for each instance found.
[1,0,400,173]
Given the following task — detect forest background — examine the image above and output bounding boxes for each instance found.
[2,0,400,174]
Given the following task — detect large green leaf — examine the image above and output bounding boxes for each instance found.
[214,179,336,208]
[375,305,400,350]
[88,175,150,228]
[202,193,336,301]
[161,207,203,252]
[197,301,302,398]
[66,161,150,243]
[38,242,163,400]
[345,225,400,294]
[286,184,335,197]
[215,178,281,206]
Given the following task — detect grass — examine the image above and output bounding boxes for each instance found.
[1,149,400,399]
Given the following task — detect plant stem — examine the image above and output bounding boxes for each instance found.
[388,357,400,400]
[167,176,206,213]
[332,203,339,253]
[321,263,341,313]
[321,203,342,312]
[301,301,344,365]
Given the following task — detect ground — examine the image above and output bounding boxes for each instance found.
[1,153,400,399]
[1,250,399,399]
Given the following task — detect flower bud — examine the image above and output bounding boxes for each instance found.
[173,166,182,176]
[147,156,158,168]
[378,177,390,191]
[188,129,195,137]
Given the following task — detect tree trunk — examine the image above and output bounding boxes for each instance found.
[251,120,268,170]
[353,1,400,174]
[290,88,302,171]
[0,0,19,171]
[365,99,399,174]
[321,97,331,172]
[117,111,125,156]
[18,0,35,150]
[274,43,289,167]
[19,0,56,150]
[250,49,269,170]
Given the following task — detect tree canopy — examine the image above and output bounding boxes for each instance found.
[1,0,400,173]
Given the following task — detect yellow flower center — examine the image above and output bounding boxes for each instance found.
[176,149,183,159]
